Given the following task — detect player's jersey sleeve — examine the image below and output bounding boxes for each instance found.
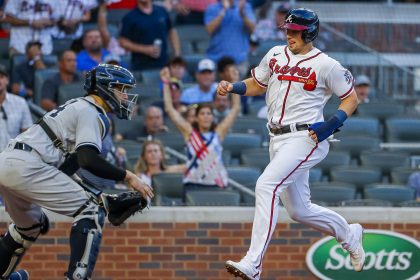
[251,51,271,88]
[74,107,103,152]
[325,62,354,100]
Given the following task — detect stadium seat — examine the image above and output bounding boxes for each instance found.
[186,190,241,206]
[139,69,161,86]
[227,166,260,188]
[364,184,415,205]
[52,39,73,55]
[57,83,84,105]
[357,102,405,121]
[155,132,186,151]
[399,200,420,207]
[360,150,410,175]
[339,117,380,138]
[195,39,211,54]
[231,117,269,141]
[385,118,420,142]
[315,150,351,175]
[107,9,130,25]
[310,186,356,206]
[224,133,262,159]
[132,83,161,99]
[34,68,59,105]
[311,181,357,190]
[247,99,266,116]
[390,167,417,185]
[309,168,323,183]
[330,135,381,158]
[177,25,210,46]
[240,148,269,172]
[0,38,9,59]
[152,173,184,206]
[330,166,382,190]
[341,199,393,207]
[113,115,144,139]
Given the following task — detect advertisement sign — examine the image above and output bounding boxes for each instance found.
[306,230,420,280]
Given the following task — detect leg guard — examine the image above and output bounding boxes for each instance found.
[66,200,105,280]
[0,212,49,280]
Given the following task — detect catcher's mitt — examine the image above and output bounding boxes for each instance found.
[101,191,150,226]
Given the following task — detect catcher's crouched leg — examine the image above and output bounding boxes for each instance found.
[66,200,105,280]
[101,191,149,226]
[0,212,49,279]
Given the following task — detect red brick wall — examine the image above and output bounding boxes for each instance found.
[1,222,419,280]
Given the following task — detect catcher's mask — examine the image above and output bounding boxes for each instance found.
[84,64,138,120]
[280,8,319,43]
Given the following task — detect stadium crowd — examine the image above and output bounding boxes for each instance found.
[0,0,419,207]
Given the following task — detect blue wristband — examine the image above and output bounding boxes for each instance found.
[309,109,348,142]
[229,82,247,95]
[333,109,348,124]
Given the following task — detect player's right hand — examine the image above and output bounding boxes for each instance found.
[125,170,154,200]
[217,80,232,96]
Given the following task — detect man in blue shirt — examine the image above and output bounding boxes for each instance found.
[119,0,181,71]
[180,59,217,105]
[205,0,256,71]
[76,29,110,72]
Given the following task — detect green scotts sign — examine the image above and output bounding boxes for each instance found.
[306,230,420,280]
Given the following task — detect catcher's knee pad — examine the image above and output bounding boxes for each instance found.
[0,212,49,279]
[66,200,105,280]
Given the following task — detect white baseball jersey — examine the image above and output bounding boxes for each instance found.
[5,0,58,54]
[51,0,96,39]
[14,97,109,167]
[251,45,354,126]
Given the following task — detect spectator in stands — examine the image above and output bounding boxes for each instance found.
[217,56,240,83]
[52,0,92,40]
[76,29,110,72]
[4,0,55,55]
[354,74,372,104]
[162,67,240,195]
[103,53,122,66]
[11,41,47,99]
[119,0,181,71]
[40,50,79,111]
[253,2,290,43]
[169,0,216,25]
[156,74,184,114]
[168,56,188,83]
[180,59,217,105]
[408,171,420,201]
[180,104,197,125]
[98,2,127,56]
[117,106,169,141]
[134,139,186,186]
[212,94,231,123]
[0,64,32,151]
[205,0,256,75]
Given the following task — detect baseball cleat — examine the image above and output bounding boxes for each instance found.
[225,260,255,280]
[343,224,365,272]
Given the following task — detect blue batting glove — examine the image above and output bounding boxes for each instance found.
[309,110,347,142]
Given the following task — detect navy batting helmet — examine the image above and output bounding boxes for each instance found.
[280,8,319,43]
[84,64,138,120]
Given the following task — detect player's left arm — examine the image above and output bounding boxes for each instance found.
[309,65,359,143]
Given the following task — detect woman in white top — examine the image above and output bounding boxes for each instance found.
[161,67,240,194]
[134,140,185,186]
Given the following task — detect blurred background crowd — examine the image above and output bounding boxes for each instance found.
[0,0,419,207]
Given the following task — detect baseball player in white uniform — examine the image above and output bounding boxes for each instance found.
[217,8,366,280]
[0,64,153,280]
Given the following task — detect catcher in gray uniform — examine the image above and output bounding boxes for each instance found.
[0,64,154,280]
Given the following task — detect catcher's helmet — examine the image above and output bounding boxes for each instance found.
[281,8,319,43]
[84,64,138,120]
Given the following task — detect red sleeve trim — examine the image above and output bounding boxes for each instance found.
[251,68,268,88]
[339,86,354,100]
